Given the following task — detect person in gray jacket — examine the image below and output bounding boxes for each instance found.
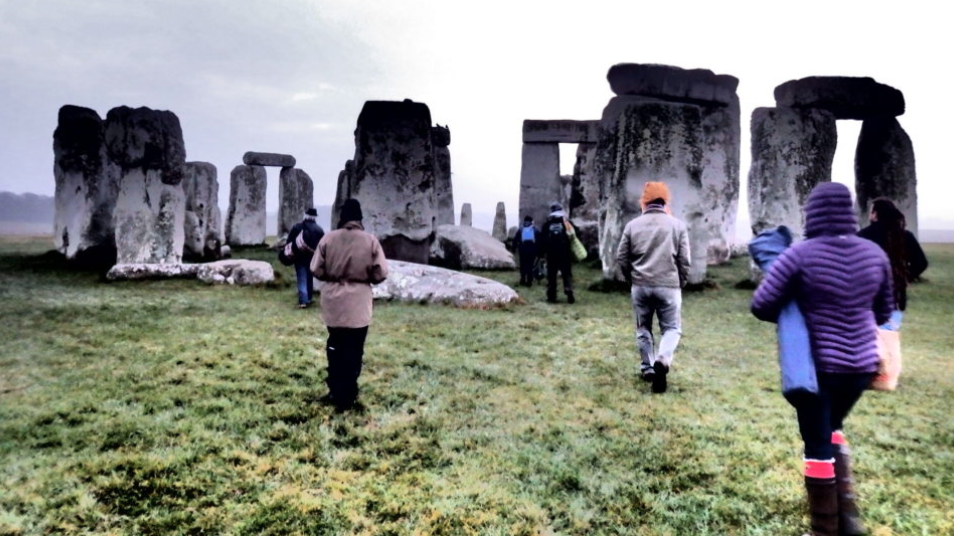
[616,181,690,393]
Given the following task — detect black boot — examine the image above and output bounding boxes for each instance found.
[805,476,839,536]
[834,444,866,535]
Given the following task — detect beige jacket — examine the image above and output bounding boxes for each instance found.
[310,221,389,328]
[616,207,690,288]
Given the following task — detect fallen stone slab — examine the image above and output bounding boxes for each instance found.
[606,63,739,106]
[316,260,519,308]
[242,151,296,167]
[431,224,515,270]
[774,76,905,119]
[106,259,273,285]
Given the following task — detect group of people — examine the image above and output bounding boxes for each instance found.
[286,180,927,535]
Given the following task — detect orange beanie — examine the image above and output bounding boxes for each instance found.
[640,182,671,208]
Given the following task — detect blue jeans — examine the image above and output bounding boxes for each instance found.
[631,286,682,374]
[294,261,313,305]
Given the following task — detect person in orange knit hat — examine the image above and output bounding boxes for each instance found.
[616,181,690,393]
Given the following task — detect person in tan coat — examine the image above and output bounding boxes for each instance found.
[310,199,388,411]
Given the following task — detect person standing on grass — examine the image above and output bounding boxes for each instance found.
[857,197,928,330]
[539,202,576,304]
[752,182,894,536]
[616,182,689,394]
[286,207,324,309]
[310,199,388,412]
[513,215,539,287]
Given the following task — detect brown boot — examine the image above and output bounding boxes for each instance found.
[834,444,866,535]
[805,476,839,536]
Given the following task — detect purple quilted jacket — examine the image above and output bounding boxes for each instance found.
[751,183,895,374]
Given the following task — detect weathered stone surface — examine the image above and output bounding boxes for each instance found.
[430,225,516,270]
[432,126,454,226]
[492,202,508,242]
[197,259,274,285]
[320,260,518,308]
[459,203,473,227]
[53,105,121,262]
[569,143,601,255]
[519,143,561,228]
[774,76,905,120]
[855,117,918,235]
[747,107,838,239]
[243,151,296,167]
[182,162,223,261]
[333,100,443,264]
[595,99,737,283]
[225,165,267,246]
[103,106,186,179]
[331,160,354,230]
[104,106,187,264]
[699,94,741,265]
[607,63,739,106]
[113,168,186,264]
[278,167,314,237]
[106,263,200,280]
[523,120,599,143]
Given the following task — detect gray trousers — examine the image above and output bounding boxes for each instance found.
[631,286,682,374]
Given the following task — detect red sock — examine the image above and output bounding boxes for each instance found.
[804,458,835,479]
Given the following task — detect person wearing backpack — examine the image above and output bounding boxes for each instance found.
[513,215,539,287]
[539,202,577,304]
[286,208,325,309]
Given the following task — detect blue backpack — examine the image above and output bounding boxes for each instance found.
[521,226,535,242]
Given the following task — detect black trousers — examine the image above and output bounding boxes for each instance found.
[325,326,369,408]
[795,372,874,459]
[546,253,573,298]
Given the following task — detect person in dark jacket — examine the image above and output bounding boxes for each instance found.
[538,202,576,303]
[752,182,894,536]
[286,208,325,308]
[513,215,539,287]
[858,197,928,325]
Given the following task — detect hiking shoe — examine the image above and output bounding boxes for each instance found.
[640,371,655,383]
[651,361,669,393]
[299,303,308,309]
[566,292,575,304]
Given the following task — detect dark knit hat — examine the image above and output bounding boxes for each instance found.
[803,182,857,238]
[523,215,533,223]
[305,207,318,217]
[339,198,363,224]
[550,202,564,212]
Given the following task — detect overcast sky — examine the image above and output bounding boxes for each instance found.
[2,0,952,234]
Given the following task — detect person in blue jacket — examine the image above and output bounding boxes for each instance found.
[513,215,539,287]
[286,208,325,308]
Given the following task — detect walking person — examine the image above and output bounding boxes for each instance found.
[513,215,539,287]
[616,182,690,394]
[752,182,895,536]
[286,208,324,308]
[858,197,928,328]
[539,202,576,303]
[310,199,388,412]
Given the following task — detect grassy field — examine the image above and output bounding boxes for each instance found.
[1,236,952,536]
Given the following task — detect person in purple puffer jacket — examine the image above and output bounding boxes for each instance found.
[752,182,894,536]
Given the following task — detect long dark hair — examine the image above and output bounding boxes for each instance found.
[871,198,908,304]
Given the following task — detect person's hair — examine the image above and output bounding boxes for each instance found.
[647,198,666,206]
[871,197,908,302]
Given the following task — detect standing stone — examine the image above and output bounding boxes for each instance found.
[432,125,455,225]
[492,202,507,242]
[595,100,709,283]
[182,161,223,261]
[278,167,314,238]
[569,143,600,255]
[460,203,473,227]
[53,105,121,262]
[519,142,561,227]
[855,117,918,235]
[225,165,267,246]
[748,107,838,239]
[699,94,741,265]
[331,160,354,230]
[104,106,187,264]
[332,100,442,263]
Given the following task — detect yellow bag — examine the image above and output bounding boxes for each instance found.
[871,328,901,391]
[563,219,587,262]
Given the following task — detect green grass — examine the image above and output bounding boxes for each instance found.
[1,236,952,535]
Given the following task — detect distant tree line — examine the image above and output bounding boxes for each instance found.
[0,192,54,223]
